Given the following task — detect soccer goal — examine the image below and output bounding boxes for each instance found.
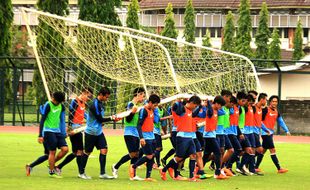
[20,7,260,119]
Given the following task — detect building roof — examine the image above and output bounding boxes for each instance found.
[139,0,310,10]
[12,0,78,5]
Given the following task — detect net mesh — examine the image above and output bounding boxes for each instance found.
[21,8,259,118]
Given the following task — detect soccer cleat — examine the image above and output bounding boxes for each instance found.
[144,178,157,182]
[174,175,188,181]
[243,166,251,175]
[214,174,229,180]
[78,173,92,180]
[25,164,32,176]
[161,158,167,167]
[167,167,174,179]
[130,175,144,181]
[223,168,234,177]
[252,172,264,176]
[129,164,135,179]
[55,167,62,176]
[255,168,263,173]
[188,177,201,182]
[111,164,118,178]
[49,173,63,179]
[199,173,213,179]
[278,168,288,174]
[99,174,115,179]
[159,169,167,181]
[236,168,248,176]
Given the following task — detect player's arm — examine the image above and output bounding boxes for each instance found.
[60,104,67,137]
[244,106,248,113]
[192,105,205,118]
[125,102,136,123]
[218,107,226,116]
[137,108,147,146]
[38,103,50,142]
[277,112,290,135]
[68,99,78,127]
[172,102,185,116]
[90,101,113,123]
[153,107,160,124]
[261,107,270,134]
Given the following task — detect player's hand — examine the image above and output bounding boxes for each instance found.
[286,132,291,136]
[132,106,138,113]
[68,130,75,136]
[111,115,122,122]
[239,134,245,140]
[140,138,146,147]
[38,137,44,144]
[267,131,271,136]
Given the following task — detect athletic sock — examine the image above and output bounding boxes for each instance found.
[155,150,161,166]
[255,153,264,169]
[163,149,175,161]
[99,154,107,175]
[239,153,250,169]
[29,155,48,168]
[189,159,196,178]
[115,154,131,169]
[133,156,148,169]
[80,154,89,174]
[76,155,83,174]
[162,158,177,172]
[146,158,154,178]
[271,154,281,170]
[57,153,76,169]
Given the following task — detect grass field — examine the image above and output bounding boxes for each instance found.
[1,132,309,190]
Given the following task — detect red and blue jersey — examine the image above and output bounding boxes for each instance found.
[261,106,289,135]
[243,105,255,134]
[225,106,239,135]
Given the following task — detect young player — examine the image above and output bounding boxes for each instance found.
[202,96,228,179]
[153,105,165,169]
[55,87,93,175]
[79,87,119,180]
[256,95,290,173]
[253,93,268,173]
[112,87,145,180]
[160,95,202,182]
[129,94,161,181]
[38,91,68,178]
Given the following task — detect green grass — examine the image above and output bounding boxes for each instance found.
[1,133,309,190]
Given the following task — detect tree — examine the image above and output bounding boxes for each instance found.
[126,0,140,29]
[183,0,195,59]
[255,2,271,62]
[161,3,178,39]
[201,31,212,58]
[236,0,253,58]
[0,0,13,106]
[222,11,235,52]
[95,0,121,25]
[293,20,304,60]
[268,28,281,61]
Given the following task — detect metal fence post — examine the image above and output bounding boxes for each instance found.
[0,67,5,125]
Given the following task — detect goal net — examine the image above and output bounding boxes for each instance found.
[21,8,260,120]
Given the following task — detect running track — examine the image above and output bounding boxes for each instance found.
[1,126,310,144]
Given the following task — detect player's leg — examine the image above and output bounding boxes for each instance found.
[25,142,49,176]
[212,138,228,180]
[78,133,95,179]
[222,135,234,176]
[161,131,177,167]
[44,132,61,178]
[254,133,264,172]
[97,133,114,179]
[154,134,163,169]
[267,135,288,173]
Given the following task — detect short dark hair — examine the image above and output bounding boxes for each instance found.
[53,91,65,103]
[258,93,268,101]
[236,91,247,100]
[149,94,160,104]
[230,96,237,104]
[188,95,201,105]
[269,95,279,103]
[248,90,258,96]
[133,87,145,97]
[82,87,93,94]
[98,86,110,96]
[213,96,226,106]
[246,94,255,102]
[221,89,232,97]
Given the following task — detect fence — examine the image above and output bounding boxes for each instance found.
[0,57,309,134]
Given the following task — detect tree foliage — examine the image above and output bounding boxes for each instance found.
[255,2,270,61]
[222,11,235,52]
[293,20,304,60]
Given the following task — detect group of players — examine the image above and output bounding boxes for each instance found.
[25,86,290,182]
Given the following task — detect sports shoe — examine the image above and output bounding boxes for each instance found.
[243,166,251,175]
[144,178,157,182]
[130,175,144,181]
[188,177,201,182]
[214,174,229,180]
[99,174,115,179]
[129,164,135,179]
[25,164,32,176]
[167,167,174,179]
[78,173,92,180]
[159,169,167,181]
[49,173,63,179]
[161,158,167,167]
[223,168,234,177]
[174,175,188,181]
[255,168,263,173]
[111,164,118,178]
[229,168,237,176]
[278,168,288,174]
[252,172,264,176]
[55,167,62,176]
[236,168,248,176]
[199,173,213,179]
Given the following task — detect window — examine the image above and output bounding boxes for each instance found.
[201,28,207,37]
[217,28,222,38]
[283,28,289,38]
[304,28,309,38]
[195,28,201,37]
[210,28,216,38]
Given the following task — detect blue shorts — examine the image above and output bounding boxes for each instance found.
[228,134,242,151]
[155,134,163,149]
[175,136,196,158]
[216,134,225,148]
[124,135,140,153]
[44,132,67,151]
[224,135,233,150]
[142,139,156,155]
[239,135,251,149]
[43,141,49,155]
[169,131,177,148]
[196,132,205,150]
[204,138,221,156]
[193,138,202,152]
[253,133,262,148]
[245,133,256,148]
[262,135,275,149]
[84,133,107,153]
[69,132,83,153]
